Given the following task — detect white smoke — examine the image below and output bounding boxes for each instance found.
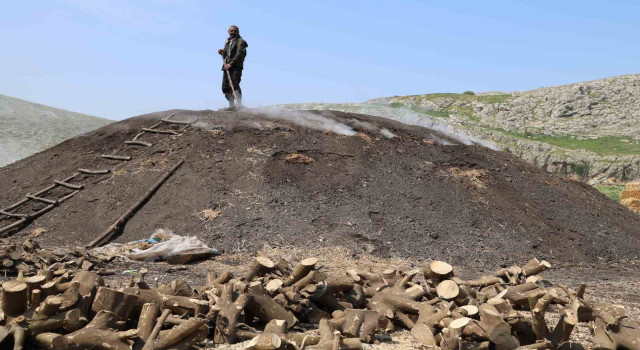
[394,110,499,150]
[276,103,499,150]
[251,108,357,136]
[379,128,396,139]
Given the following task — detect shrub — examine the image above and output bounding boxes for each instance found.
[463,91,475,95]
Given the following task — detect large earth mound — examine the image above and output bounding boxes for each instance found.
[1,108,639,267]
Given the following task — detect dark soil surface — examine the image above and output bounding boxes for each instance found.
[1,108,639,268]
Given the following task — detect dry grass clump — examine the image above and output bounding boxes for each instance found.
[448,167,488,189]
[285,153,314,164]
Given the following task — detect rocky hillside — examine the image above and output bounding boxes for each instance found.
[0,94,112,167]
[280,74,640,184]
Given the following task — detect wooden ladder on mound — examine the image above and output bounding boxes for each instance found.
[125,114,198,147]
[0,113,198,236]
[0,174,85,234]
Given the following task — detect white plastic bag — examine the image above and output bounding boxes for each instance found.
[93,228,219,262]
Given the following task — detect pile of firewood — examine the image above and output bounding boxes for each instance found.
[621,182,640,213]
[0,238,115,276]
[1,240,639,349]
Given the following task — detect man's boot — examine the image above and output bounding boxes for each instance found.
[224,93,235,110]
[235,93,242,109]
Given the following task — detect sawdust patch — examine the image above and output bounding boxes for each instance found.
[139,157,170,168]
[356,132,373,143]
[112,168,127,176]
[246,147,265,155]
[422,139,436,146]
[259,244,418,276]
[564,174,582,182]
[285,153,314,164]
[29,227,46,238]
[198,209,221,221]
[448,167,488,189]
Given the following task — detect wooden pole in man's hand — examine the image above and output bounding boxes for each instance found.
[221,55,239,103]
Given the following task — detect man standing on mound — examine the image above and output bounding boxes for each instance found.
[218,25,248,110]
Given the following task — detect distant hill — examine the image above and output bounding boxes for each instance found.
[0,94,112,167]
[278,74,640,184]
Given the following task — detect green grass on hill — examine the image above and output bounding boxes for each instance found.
[387,93,512,121]
[594,185,625,202]
[395,93,513,104]
[487,128,640,156]
[388,102,450,118]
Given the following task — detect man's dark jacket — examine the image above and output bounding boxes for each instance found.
[222,36,248,69]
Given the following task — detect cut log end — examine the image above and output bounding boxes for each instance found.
[437,280,460,300]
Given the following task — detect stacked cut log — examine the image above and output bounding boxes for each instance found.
[621,182,640,213]
[0,238,116,277]
[0,240,639,349]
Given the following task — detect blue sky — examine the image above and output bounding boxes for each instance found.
[1,0,639,120]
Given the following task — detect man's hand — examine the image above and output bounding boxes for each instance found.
[218,49,224,55]
[223,64,232,70]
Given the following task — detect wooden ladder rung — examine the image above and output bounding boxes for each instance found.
[0,209,28,218]
[26,194,57,205]
[142,128,179,135]
[78,168,111,175]
[132,132,146,141]
[54,180,84,190]
[125,140,152,147]
[27,204,56,219]
[58,190,80,203]
[162,119,191,125]
[101,154,132,161]
[0,218,28,234]
[148,120,165,129]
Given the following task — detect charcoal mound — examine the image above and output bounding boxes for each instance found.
[1,108,639,267]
